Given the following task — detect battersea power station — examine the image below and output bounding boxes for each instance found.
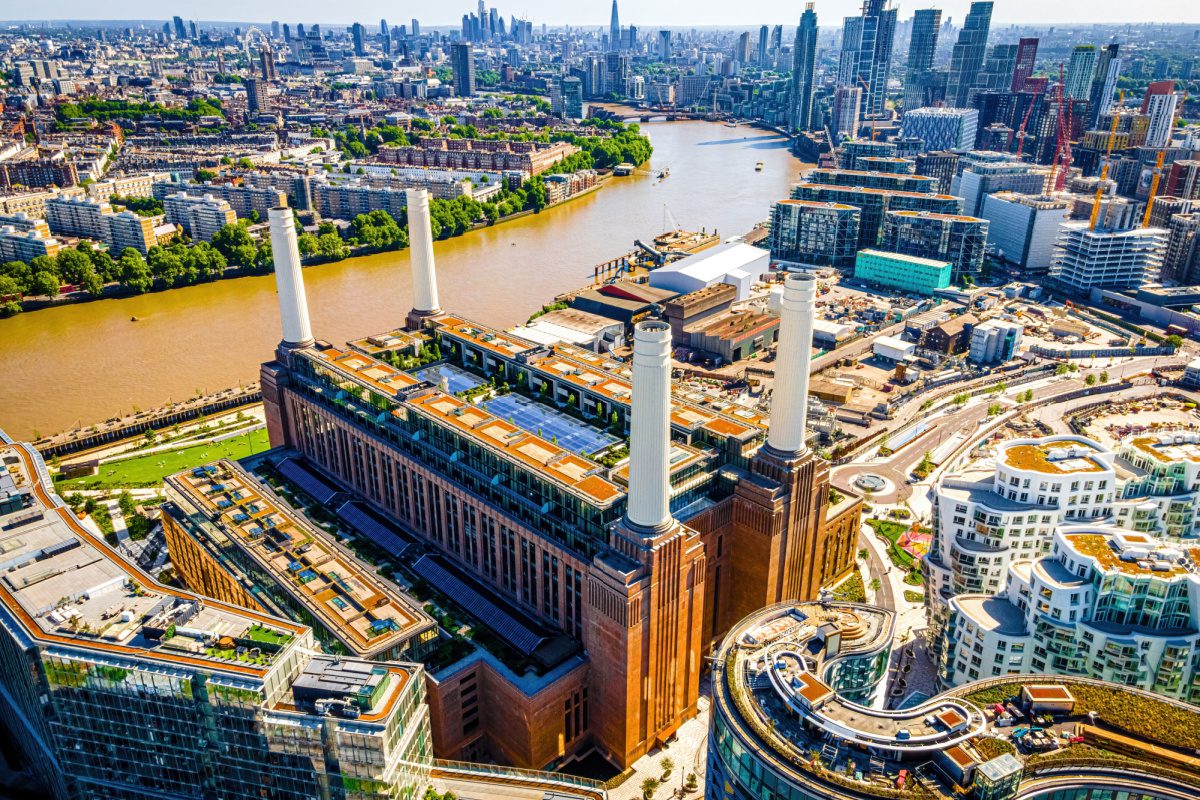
[250,195,860,771]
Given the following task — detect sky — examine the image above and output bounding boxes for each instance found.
[15,0,1200,26]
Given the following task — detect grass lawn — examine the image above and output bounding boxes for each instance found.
[866,518,927,585]
[58,430,270,490]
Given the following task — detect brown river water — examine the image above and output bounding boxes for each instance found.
[0,120,806,440]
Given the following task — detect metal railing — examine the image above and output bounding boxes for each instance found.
[432,758,607,796]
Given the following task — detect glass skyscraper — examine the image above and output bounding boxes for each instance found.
[945,1,993,108]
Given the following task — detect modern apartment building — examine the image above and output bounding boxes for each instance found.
[854,249,952,294]
[0,224,61,262]
[45,195,157,254]
[1162,212,1200,284]
[1050,223,1168,293]
[901,107,980,152]
[836,0,896,118]
[790,182,961,251]
[968,320,1023,364]
[153,179,288,220]
[804,167,938,194]
[256,205,859,770]
[162,193,237,242]
[902,8,942,112]
[450,42,475,97]
[940,526,1200,701]
[0,158,79,190]
[944,1,993,107]
[880,209,989,281]
[0,437,436,800]
[769,199,861,268]
[979,192,1071,274]
[376,138,577,176]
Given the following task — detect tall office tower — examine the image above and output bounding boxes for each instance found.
[831,84,863,138]
[450,42,475,97]
[1142,79,1176,112]
[412,18,420,36]
[735,31,752,64]
[610,0,620,50]
[259,46,277,81]
[771,24,782,54]
[296,23,306,39]
[282,22,291,40]
[189,20,198,40]
[757,25,770,65]
[350,23,366,57]
[1088,43,1121,126]
[789,3,819,132]
[627,25,638,51]
[837,0,898,118]
[902,107,980,151]
[1011,37,1039,91]
[1065,45,1097,101]
[245,78,268,114]
[945,1,993,108]
[379,18,388,37]
[976,43,1018,92]
[271,19,280,38]
[489,7,499,39]
[172,15,186,40]
[658,29,671,61]
[903,8,942,112]
[1145,90,1179,149]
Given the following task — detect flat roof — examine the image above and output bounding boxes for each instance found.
[167,462,436,658]
[0,442,306,679]
[1000,438,1108,475]
[859,248,953,269]
[1062,531,1200,579]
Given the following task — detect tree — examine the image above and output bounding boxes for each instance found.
[953,393,969,406]
[315,233,349,260]
[2,260,33,292]
[857,547,869,562]
[55,248,94,284]
[77,264,105,297]
[640,778,660,800]
[196,168,216,181]
[31,270,60,297]
[1085,373,1097,386]
[118,248,153,294]
[0,275,22,298]
[1166,334,1183,349]
[1099,370,1109,384]
[1055,363,1069,375]
[211,223,257,266]
[868,578,882,592]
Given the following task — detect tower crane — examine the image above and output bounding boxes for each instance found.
[1014,91,1039,159]
[1089,91,1123,230]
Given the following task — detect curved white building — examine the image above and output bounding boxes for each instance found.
[928,436,1117,613]
[940,525,1200,702]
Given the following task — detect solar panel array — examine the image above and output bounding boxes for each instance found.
[336,501,415,560]
[483,394,619,456]
[277,459,341,505]
[412,554,547,656]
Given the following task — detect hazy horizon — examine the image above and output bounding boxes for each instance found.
[5,1,1200,27]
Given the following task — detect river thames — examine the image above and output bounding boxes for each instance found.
[0,120,806,440]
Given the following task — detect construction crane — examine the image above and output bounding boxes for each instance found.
[1089,90,1123,230]
[1142,91,1187,228]
[1142,149,1167,228]
[824,125,840,168]
[1014,91,1039,159]
[1049,63,1075,193]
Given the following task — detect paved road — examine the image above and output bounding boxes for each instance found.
[829,354,1190,503]
[857,531,895,612]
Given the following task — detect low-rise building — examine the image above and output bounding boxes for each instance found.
[854,248,952,295]
[647,242,769,301]
[969,319,1023,364]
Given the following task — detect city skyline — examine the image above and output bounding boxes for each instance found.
[7,0,1200,26]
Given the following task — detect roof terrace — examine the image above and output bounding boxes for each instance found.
[0,442,306,679]
[166,460,437,659]
[1060,529,1200,579]
[1000,438,1108,475]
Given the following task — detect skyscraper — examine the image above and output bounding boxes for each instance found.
[1088,43,1121,126]
[903,8,942,112]
[976,43,1018,92]
[172,15,186,40]
[735,31,752,64]
[757,25,769,66]
[610,0,620,51]
[450,41,475,97]
[837,0,898,118]
[1065,45,1097,101]
[832,84,863,138]
[945,1,993,107]
[351,22,366,57]
[658,29,671,61]
[1011,37,1039,92]
[1145,90,1179,149]
[790,3,819,131]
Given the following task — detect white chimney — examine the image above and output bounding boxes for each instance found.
[268,207,314,348]
[406,187,441,316]
[767,273,816,454]
[625,319,673,531]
